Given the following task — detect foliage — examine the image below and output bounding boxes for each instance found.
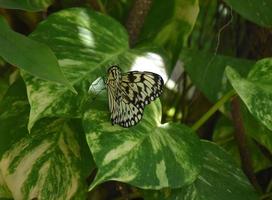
[0,16,75,93]
[0,0,271,199]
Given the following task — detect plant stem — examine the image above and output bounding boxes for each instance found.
[125,0,153,46]
[97,0,107,14]
[260,192,272,200]
[88,0,107,13]
[192,89,236,131]
[231,96,261,192]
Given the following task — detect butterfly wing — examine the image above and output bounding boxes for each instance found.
[107,82,120,124]
[109,71,164,127]
[121,71,164,105]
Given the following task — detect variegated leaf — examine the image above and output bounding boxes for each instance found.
[22,8,166,131]
[0,173,11,199]
[83,95,203,190]
[226,58,272,131]
[141,141,259,200]
[0,80,94,199]
[0,79,29,160]
[0,119,92,199]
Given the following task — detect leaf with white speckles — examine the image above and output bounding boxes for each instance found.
[83,96,203,190]
[224,0,272,28]
[141,141,259,200]
[226,58,272,131]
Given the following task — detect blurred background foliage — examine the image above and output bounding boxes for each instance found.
[1,0,272,199]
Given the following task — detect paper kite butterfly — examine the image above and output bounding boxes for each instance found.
[106,65,164,128]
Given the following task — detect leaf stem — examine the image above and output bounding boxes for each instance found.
[231,96,262,192]
[192,89,236,131]
[97,0,107,14]
[88,0,107,14]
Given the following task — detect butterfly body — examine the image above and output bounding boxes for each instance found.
[106,65,164,128]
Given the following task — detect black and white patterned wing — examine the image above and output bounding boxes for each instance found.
[112,90,144,127]
[112,71,163,127]
[107,82,120,124]
[121,71,164,106]
[106,65,164,128]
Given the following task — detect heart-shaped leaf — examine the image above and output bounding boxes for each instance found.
[83,95,203,190]
[141,141,259,200]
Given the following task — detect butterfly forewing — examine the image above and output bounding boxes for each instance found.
[106,66,164,128]
[121,71,163,106]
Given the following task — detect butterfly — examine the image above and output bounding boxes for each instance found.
[106,65,164,127]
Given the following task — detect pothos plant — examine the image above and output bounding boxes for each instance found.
[0,1,270,200]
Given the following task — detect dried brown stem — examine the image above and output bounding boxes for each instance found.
[231,96,261,192]
[125,0,153,47]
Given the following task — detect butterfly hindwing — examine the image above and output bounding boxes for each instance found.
[106,66,164,128]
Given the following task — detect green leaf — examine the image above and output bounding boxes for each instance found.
[242,104,272,155]
[0,0,53,11]
[103,0,134,22]
[0,78,94,199]
[83,98,203,190]
[0,78,9,102]
[21,8,167,130]
[213,115,272,172]
[0,118,94,199]
[181,48,254,102]
[0,79,28,199]
[0,78,29,160]
[141,141,259,200]
[225,58,272,131]
[0,16,75,94]
[224,0,272,28]
[188,0,218,52]
[139,0,199,68]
